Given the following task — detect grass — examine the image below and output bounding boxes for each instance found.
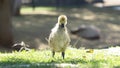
[0,47,120,68]
[21,6,56,12]
[11,6,120,68]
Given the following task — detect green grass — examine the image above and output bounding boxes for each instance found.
[11,5,120,68]
[0,47,120,68]
[21,6,56,12]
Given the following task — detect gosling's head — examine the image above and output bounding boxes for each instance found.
[58,15,67,28]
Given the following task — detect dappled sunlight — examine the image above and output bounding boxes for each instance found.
[72,13,81,18]
[20,7,59,16]
[13,15,57,49]
[34,38,49,50]
[14,23,22,28]
[83,15,96,20]
[106,47,120,56]
[21,10,59,16]
[104,0,120,6]
[72,13,96,21]
[55,63,79,68]
[107,23,120,31]
[12,5,120,49]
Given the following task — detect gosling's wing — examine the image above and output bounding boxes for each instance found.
[48,33,53,44]
[66,34,71,46]
[65,28,71,44]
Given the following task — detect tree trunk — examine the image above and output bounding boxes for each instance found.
[0,0,14,48]
[13,0,21,16]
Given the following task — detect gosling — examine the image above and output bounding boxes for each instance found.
[48,15,70,59]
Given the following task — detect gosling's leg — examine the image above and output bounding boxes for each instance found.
[52,51,55,58]
[62,52,65,59]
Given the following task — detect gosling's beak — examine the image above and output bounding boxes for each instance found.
[58,15,67,28]
[60,24,64,28]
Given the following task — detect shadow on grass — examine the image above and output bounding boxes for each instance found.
[13,5,120,49]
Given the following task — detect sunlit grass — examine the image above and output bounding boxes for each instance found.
[12,5,120,68]
[20,6,57,15]
[21,6,56,12]
[0,47,120,68]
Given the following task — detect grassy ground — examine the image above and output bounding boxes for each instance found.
[9,6,120,67]
[0,47,120,68]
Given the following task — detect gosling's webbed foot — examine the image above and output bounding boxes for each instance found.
[62,52,65,59]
